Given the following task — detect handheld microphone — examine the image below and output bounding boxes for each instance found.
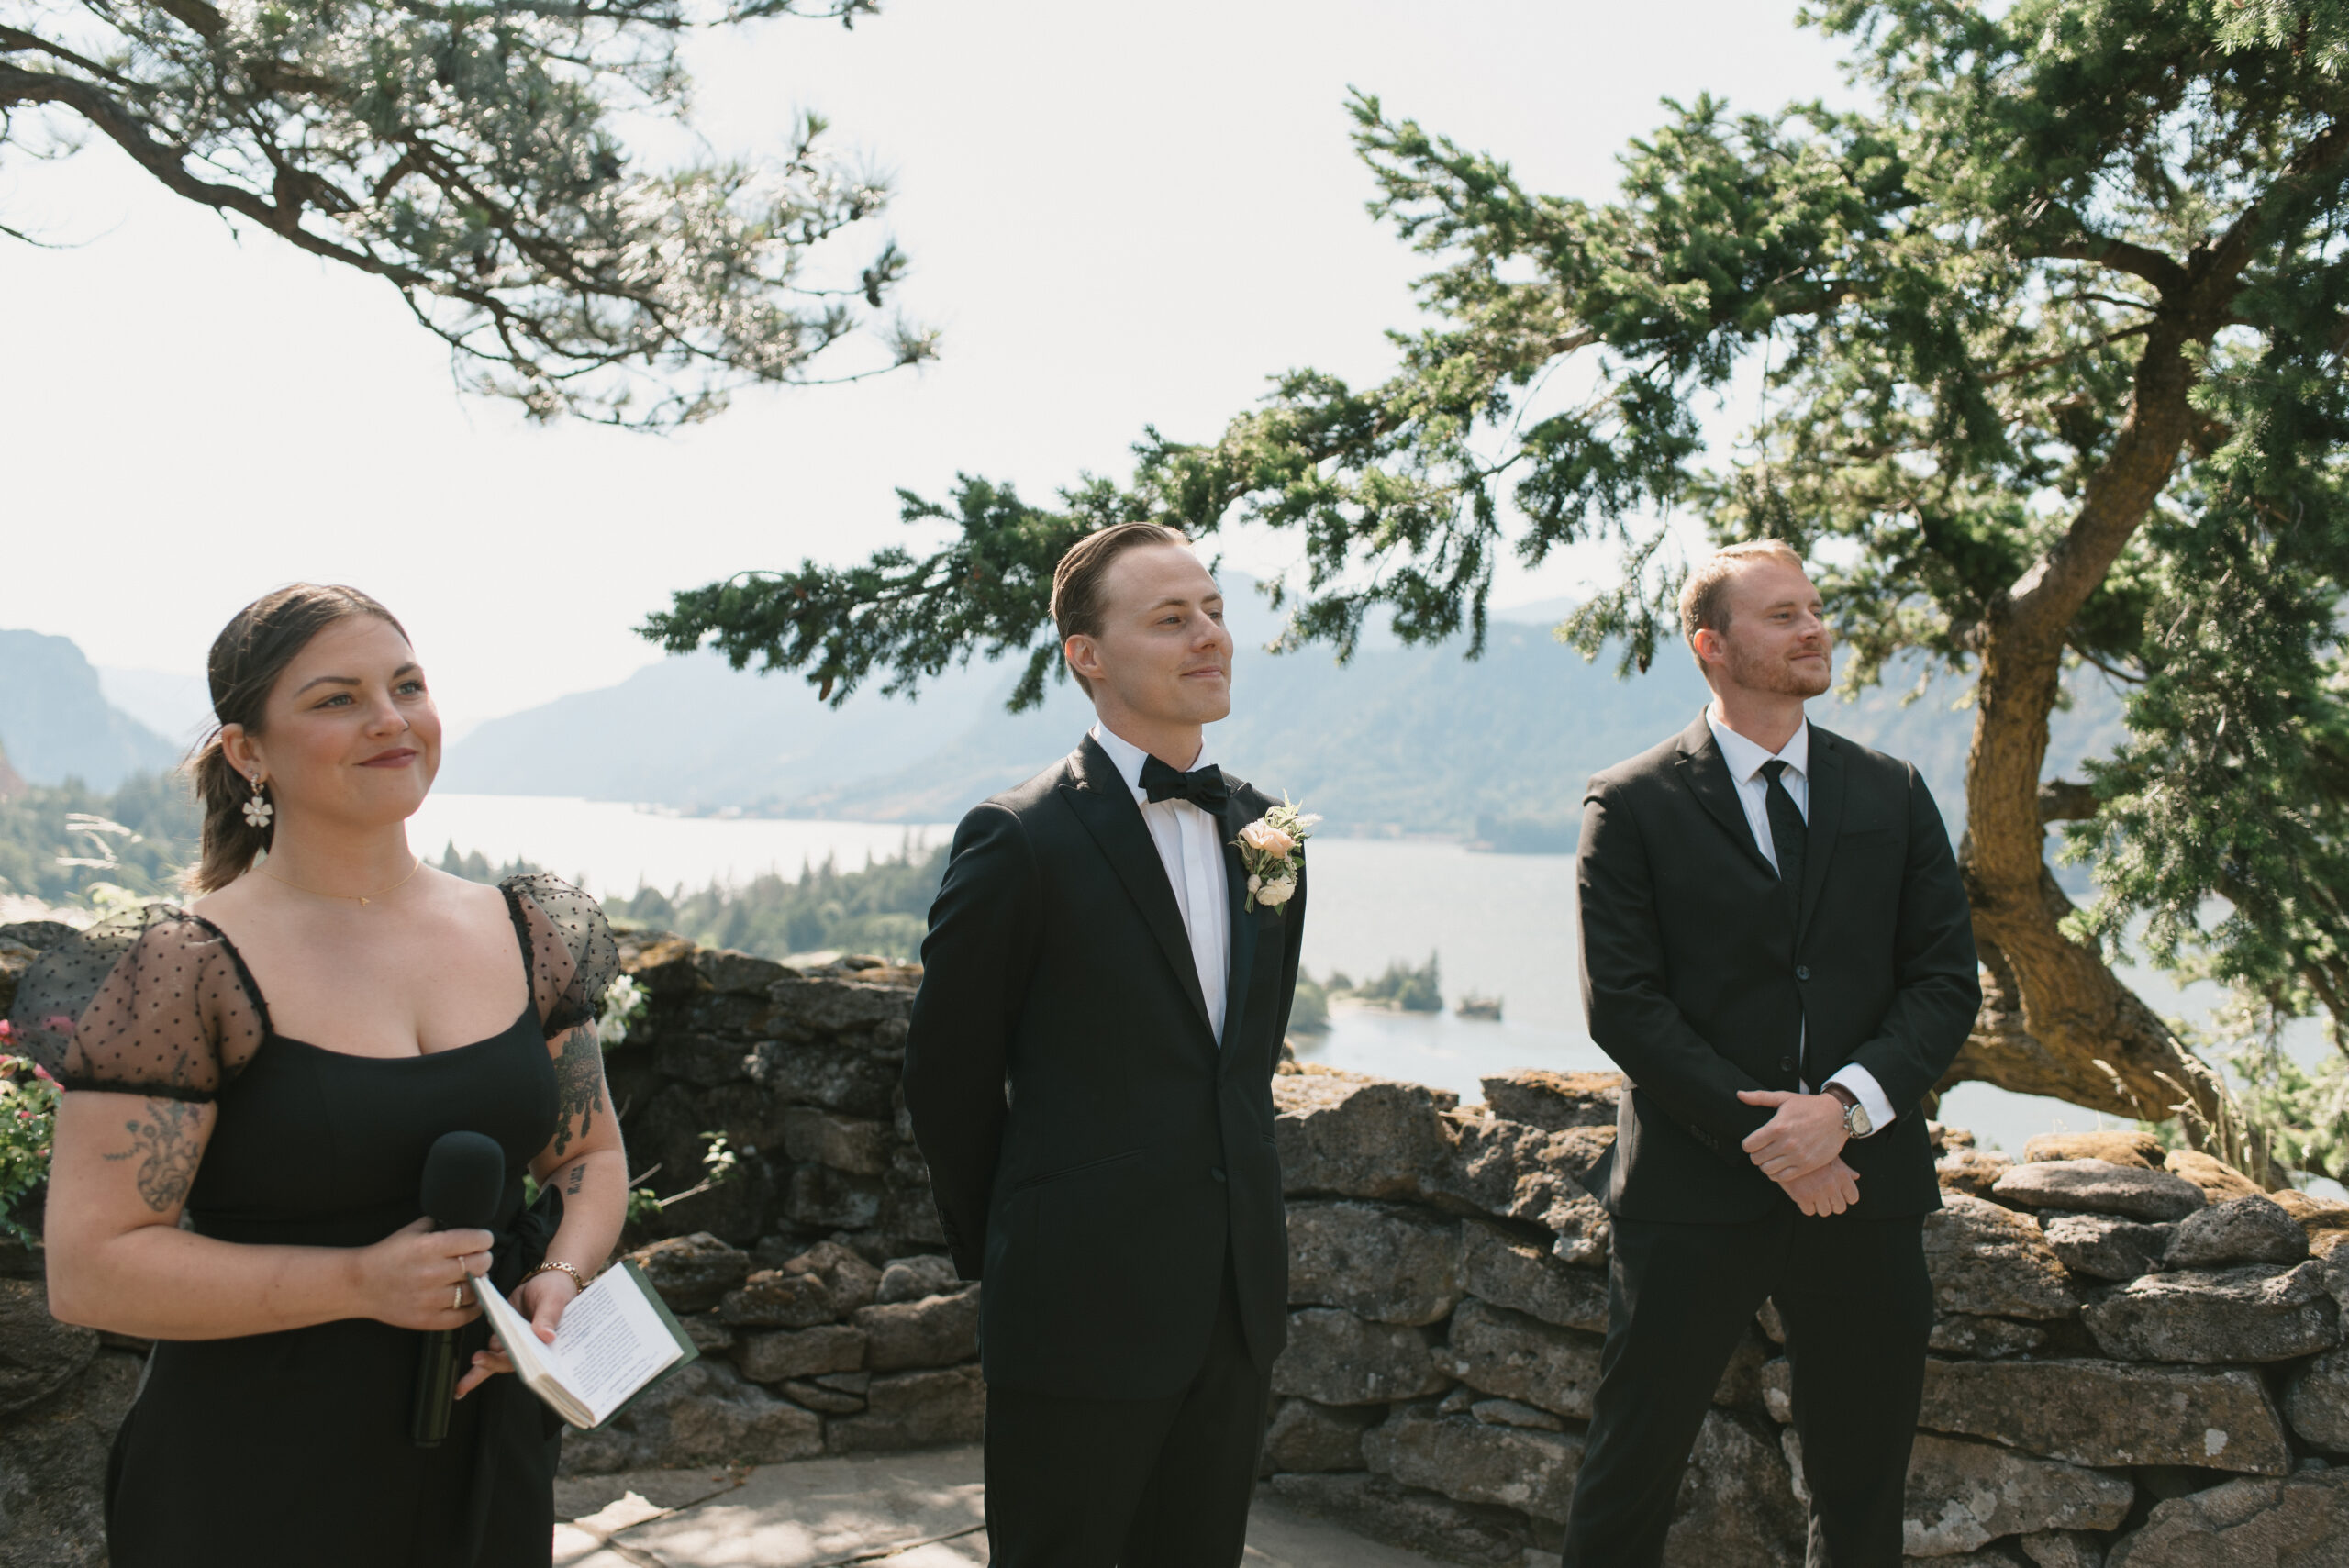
[411,1130,505,1448]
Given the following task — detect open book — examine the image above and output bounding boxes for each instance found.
[473,1260,699,1429]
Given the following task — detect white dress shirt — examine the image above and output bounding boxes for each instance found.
[1091,723,1232,1042]
[1706,706,1895,1135]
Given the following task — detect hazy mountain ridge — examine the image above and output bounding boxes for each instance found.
[0,629,181,791]
[440,585,2129,842]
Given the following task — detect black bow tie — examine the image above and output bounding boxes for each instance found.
[1139,754,1230,814]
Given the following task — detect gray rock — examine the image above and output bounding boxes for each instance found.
[1272,1307,1451,1406]
[1786,1429,2133,1555]
[852,1285,981,1371]
[1275,1071,1457,1202]
[654,1030,756,1087]
[2164,1150,2266,1206]
[1364,1400,1586,1521]
[1993,1160,2210,1223]
[2020,1532,2107,1568]
[2167,1195,2310,1269]
[1470,1398,1564,1432]
[1544,1189,1614,1269]
[557,1359,824,1473]
[1476,1069,1620,1130]
[1917,1358,2295,1474]
[1267,1473,1531,1567]
[1286,1201,1463,1327]
[2083,1262,2341,1363]
[1664,1410,1809,1568]
[776,1376,865,1414]
[2023,1130,2168,1168]
[825,1364,985,1452]
[0,1279,97,1416]
[1434,1297,1604,1421]
[2283,1346,2349,1451]
[2106,1469,2349,1566]
[694,948,791,995]
[1713,1326,1772,1408]
[875,1253,962,1305]
[1940,1149,2016,1199]
[734,1323,866,1384]
[2043,1213,2176,1282]
[782,1240,883,1315]
[782,1162,887,1231]
[720,1268,839,1329]
[779,1107,892,1176]
[1458,1218,1609,1333]
[623,1231,751,1314]
[1924,1194,2078,1320]
[746,1040,900,1119]
[1930,1314,2052,1358]
[681,1314,736,1354]
[0,1350,139,1568]
[767,975,915,1034]
[1262,1397,1382,1473]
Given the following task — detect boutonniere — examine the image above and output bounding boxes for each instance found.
[1233,797,1319,913]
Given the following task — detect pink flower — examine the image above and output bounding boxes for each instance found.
[1239,820,1297,858]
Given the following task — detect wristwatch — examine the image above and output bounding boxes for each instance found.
[1824,1084,1874,1140]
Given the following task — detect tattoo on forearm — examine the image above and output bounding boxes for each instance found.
[551,1024,607,1159]
[105,1099,204,1212]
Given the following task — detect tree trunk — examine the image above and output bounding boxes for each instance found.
[1943,306,2280,1184]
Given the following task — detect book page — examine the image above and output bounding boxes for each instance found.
[546,1267,685,1427]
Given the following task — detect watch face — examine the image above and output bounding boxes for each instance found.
[1848,1104,1873,1138]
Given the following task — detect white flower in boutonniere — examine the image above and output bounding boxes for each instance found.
[1234,798,1319,914]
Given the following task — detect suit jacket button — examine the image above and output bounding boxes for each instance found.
[1211,1167,1227,1183]
[1779,1056,1796,1073]
[1796,964,1811,982]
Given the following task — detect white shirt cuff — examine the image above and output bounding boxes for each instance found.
[1826,1064,1895,1137]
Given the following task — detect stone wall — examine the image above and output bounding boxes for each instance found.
[9,923,2349,1566]
[1261,1065,2349,1568]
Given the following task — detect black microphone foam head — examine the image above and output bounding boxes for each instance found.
[418,1130,505,1231]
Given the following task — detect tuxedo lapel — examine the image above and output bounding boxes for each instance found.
[1217,785,1261,1062]
[1672,713,1776,878]
[1056,737,1215,1037]
[1796,728,1847,948]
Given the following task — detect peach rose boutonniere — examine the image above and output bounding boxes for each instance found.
[1233,798,1319,914]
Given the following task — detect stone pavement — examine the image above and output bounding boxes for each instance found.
[551,1446,1491,1567]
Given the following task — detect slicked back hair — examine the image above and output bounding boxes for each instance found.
[1678,540,1808,667]
[1051,522,1195,697]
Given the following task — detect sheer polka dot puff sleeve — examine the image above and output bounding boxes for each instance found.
[505,875,619,1040]
[5,909,262,1100]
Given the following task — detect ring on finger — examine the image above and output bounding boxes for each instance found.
[451,1282,468,1311]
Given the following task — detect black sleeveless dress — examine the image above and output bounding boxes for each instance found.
[8,874,618,1568]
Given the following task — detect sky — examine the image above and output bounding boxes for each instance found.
[2,1,1851,738]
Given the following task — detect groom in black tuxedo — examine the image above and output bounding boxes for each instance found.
[1561,541,1981,1567]
[902,523,1308,1568]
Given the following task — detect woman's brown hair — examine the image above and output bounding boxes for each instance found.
[185,584,409,894]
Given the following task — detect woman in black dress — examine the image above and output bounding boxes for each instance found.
[11,584,629,1567]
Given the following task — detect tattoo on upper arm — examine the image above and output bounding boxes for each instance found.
[104,1099,204,1213]
[562,1161,586,1195]
[551,1024,607,1159]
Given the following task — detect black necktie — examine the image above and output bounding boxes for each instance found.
[1761,759,1807,912]
[1139,755,1230,814]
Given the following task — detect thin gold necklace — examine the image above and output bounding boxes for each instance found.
[259,854,426,908]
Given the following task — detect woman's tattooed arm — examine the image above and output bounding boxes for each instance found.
[550,1022,607,1159]
[104,1099,206,1212]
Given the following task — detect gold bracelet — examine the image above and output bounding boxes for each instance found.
[519,1261,588,1295]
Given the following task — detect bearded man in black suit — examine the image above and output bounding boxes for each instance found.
[901,522,1309,1568]
[1560,540,1982,1568]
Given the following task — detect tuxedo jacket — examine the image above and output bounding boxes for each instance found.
[901,736,1308,1400]
[1576,712,1980,1222]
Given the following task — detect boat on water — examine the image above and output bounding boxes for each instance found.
[1455,995,1503,1021]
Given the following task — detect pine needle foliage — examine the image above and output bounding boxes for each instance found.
[0,0,935,426]
[647,4,2349,1173]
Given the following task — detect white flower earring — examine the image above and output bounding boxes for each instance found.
[242,773,273,829]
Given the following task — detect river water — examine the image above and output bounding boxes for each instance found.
[406,794,2286,1171]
